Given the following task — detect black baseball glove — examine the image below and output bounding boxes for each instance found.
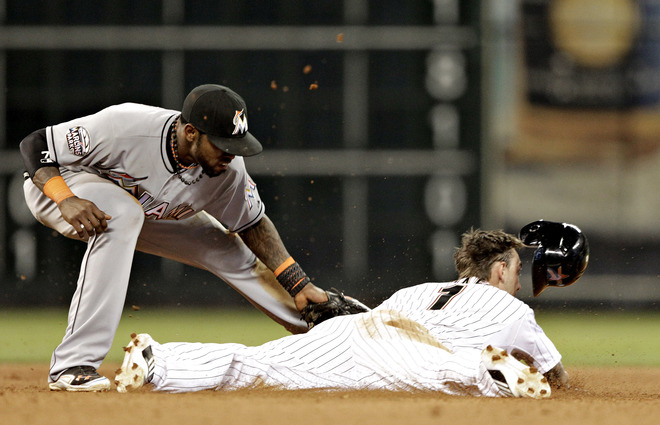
[300,288,370,329]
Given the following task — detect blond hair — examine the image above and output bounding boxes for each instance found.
[453,229,524,280]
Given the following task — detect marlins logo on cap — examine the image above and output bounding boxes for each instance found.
[232,110,248,135]
[181,84,263,157]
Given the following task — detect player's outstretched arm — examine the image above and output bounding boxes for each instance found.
[511,348,569,389]
[238,215,328,310]
[545,361,570,388]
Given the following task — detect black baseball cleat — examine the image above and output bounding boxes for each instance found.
[114,333,156,393]
[482,345,551,399]
[48,366,111,392]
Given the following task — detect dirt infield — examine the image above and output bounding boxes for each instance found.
[1,364,658,425]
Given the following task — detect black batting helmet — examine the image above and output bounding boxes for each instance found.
[519,220,589,297]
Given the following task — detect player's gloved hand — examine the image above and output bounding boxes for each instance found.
[300,288,370,329]
[293,284,329,311]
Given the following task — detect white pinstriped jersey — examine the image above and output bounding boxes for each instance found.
[375,277,561,374]
[46,103,264,232]
[145,278,560,395]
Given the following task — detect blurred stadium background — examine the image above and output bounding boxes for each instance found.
[0,0,658,313]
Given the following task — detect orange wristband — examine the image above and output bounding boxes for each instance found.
[43,176,75,205]
[274,256,296,277]
[274,256,310,297]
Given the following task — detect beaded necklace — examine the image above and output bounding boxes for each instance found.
[177,171,205,185]
[170,119,204,185]
[170,120,198,170]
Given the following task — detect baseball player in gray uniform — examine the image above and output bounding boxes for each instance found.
[114,224,588,397]
[19,84,368,392]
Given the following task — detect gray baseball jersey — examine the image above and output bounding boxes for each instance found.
[140,278,560,395]
[46,103,262,231]
[23,103,306,383]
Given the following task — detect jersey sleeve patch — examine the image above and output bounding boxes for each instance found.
[65,126,91,157]
[244,177,258,210]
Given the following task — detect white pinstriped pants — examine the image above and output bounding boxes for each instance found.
[148,310,503,396]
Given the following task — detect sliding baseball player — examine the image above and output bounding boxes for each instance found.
[115,223,588,397]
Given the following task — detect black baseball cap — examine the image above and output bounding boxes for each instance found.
[181,84,263,157]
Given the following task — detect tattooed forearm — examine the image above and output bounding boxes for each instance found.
[238,215,291,270]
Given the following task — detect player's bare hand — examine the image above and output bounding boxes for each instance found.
[58,196,112,238]
[293,284,329,311]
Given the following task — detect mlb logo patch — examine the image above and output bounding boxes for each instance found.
[65,126,91,157]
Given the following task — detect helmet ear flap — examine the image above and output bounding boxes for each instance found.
[531,247,549,297]
[519,220,590,297]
